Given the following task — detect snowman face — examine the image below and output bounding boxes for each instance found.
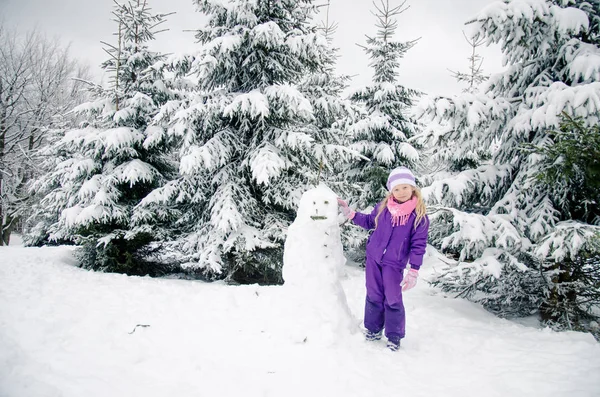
[308,198,332,221]
[296,185,338,223]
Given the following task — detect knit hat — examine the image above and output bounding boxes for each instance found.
[386,167,416,190]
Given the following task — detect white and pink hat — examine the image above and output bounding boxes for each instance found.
[386,167,416,190]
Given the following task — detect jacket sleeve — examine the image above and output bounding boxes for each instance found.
[408,215,430,270]
[351,203,380,230]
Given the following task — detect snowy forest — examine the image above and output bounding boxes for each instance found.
[1,0,599,341]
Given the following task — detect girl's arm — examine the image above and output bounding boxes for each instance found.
[351,203,380,230]
[408,215,430,270]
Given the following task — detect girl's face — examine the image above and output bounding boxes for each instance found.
[391,184,414,203]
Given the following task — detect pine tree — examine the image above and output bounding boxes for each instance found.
[297,0,369,261]
[415,31,492,198]
[298,0,361,190]
[531,113,600,224]
[449,32,489,94]
[416,0,600,332]
[135,0,354,283]
[529,114,600,332]
[347,0,421,209]
[29,0,179,274]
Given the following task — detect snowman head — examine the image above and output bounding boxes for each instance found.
[296,184,338,223]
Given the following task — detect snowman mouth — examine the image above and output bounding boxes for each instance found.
[310,215,327,220]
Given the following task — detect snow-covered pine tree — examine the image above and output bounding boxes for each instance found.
[529,113,600,332]
[415,0,600,333]
[297,1,360,192]
[449,32,489,94]
[28,0,179,274]
[135,0,355,283]
[299,1,367,255]
[415,28,493,195]
[347,0,421,209]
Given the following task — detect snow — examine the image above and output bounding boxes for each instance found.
[223,90,270,119]
[179,130,236,174]
[60,205,84,227]
[519,82,600,132]
[397,141,419,162]
[476,0,547,26]
[142,125,167,149]
[224,224,275,253]
[113,95,153,124]
[2,241,600,396]
[274,129,313,150]
[252,22,285,48]
[285,33,326,60]
[564,41,600,83]
[477,0,587,33]
[206,34,243,58]
[77,175,102,199]
[209,184,243,234]
[74,204,112,225]
[534,221,600,261]
[137,181,179,206]
[58,158,98,180]
[422,165,513,208]
[549,5,588,35]
[71,98,114,116]
[249,144,286,186]
[374,142,395,164]
[264,84,313,121]
[113,159,158,187]
[61,127,144,159]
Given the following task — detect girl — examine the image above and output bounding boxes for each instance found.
[338,166,429,351]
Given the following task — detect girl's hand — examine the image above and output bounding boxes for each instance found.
[337,198,356,220]
[401,268,419,291]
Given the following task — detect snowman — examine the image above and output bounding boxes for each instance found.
[282,184,355,344]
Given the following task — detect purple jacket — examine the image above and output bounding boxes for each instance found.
[352,203,429,270]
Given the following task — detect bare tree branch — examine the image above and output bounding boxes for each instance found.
[0,23,91,245]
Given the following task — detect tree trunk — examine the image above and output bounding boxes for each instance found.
[540,261,560,323]
[0,95,6,246]
[1,212,14,245]
[540,260,577,326]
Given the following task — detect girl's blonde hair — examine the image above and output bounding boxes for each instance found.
[374,187,427,230]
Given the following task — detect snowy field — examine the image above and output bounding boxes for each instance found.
[1,241,599,397]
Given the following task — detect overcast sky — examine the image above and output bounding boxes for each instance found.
[1,0,504,96]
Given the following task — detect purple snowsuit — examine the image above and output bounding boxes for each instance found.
[352,202,429,341]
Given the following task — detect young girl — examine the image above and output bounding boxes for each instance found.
[338,166,429,351]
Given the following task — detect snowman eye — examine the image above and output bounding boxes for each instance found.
[313,201,316,205]
[324,200,329,204]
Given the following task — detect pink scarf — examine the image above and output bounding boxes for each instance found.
[387,196,417,227]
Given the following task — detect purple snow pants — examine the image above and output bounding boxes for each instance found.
[364,256,405,341]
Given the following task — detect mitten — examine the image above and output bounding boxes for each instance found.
[337,198,356,219]
[401,268,419,291]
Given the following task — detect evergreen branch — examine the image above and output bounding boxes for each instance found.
[149,14,176,30]
[70,77,98,88]
[100,41,120,54]
[128,324,150,334]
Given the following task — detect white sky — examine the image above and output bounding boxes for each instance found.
[0,0,504,96]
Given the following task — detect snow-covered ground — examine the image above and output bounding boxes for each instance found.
[1,242,599,397]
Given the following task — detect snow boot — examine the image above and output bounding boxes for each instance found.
[387,337,401,351]
[365,329,382,341]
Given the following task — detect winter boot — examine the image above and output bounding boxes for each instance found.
[365,329,382,341]
[387,337,401,351]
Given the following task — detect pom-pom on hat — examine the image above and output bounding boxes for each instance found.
[387,167,416,190]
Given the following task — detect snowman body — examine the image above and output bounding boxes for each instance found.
[282,184,354,344]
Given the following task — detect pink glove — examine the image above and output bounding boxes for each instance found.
[337,198,355,219]
[401,268,419,291]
